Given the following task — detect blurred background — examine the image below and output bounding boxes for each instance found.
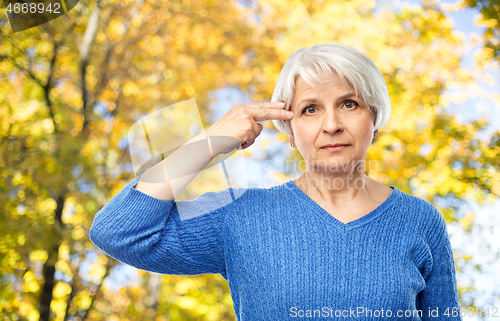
[1,0,500,319]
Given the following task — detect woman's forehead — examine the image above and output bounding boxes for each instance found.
[292,79,356,106]
[295,73,355,93]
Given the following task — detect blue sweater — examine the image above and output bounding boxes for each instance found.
[89,176,462,320]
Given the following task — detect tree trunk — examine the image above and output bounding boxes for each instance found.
[145,272,162,313]
[38,245,59,321]
[38,193,66,321]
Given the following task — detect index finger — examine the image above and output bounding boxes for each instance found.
[247,101,287,109]
[251,106,294,122]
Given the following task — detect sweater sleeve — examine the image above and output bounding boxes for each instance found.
[89,175,242,276]
[416,209,462,320]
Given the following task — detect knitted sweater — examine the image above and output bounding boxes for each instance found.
[89,175,462,320]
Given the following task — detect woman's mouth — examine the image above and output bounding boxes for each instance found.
[320,144,350,151]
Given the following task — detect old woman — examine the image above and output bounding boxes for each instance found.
[90,43,462,320]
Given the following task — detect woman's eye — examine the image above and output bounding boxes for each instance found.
[302,105,317,114]
[344,100,359,109]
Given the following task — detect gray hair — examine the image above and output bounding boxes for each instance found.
[271,43,391,137]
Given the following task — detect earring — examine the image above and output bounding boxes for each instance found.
[291,143,295,148]
[374,131,379,138]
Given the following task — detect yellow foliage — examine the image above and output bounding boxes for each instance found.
[59,243,70,260]
[18,301,39,320]
[14,100,39,122]
[475,16,498,29]
[108,314,120,321]
[123,81,140,97]
[460,212,475,231]
[177,296,200,310]
[12,171,22,186]
[17,234,26,246]
[55,260,72,278]
[77,294,92,310]
[474,47,494,65]
[23,270,40,293]
[1,0,497,318]
[53,282,72,298]
[98,255,108,265]
[185,85,195,96]
[29,249,48,263]
[51,298,69,320]
[89,262,106,279]
[39,197,57,213]
[71,226,85,240]
[174,278,197,294]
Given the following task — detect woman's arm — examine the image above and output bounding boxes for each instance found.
[133,127,234,201]
[133,101,292,201]
[89,124,234,274]
[416,212,462,320]
[89,102,291,275]
[89,175,243,276]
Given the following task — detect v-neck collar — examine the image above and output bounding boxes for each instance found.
[284,180,400,230]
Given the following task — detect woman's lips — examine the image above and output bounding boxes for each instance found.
[320,145,350,151]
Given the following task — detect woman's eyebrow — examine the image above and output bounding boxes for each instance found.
[297,93,357,108]
[337,93,357,101]
[297,98,318,108]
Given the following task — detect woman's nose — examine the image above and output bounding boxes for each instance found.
[322,110,344,134]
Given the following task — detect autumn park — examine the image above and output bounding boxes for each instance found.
[1,0,500,320]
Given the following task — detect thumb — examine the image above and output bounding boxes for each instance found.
[257,123,264,135]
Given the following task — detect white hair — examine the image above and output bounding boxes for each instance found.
[271,43,391,137]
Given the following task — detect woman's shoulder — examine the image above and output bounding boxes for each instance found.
[397,190,443,217]
[394,188,447,239]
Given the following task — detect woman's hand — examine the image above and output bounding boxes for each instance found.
[206,102,293,154]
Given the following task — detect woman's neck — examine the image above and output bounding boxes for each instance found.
[293,170,376,209]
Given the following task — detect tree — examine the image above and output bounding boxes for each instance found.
[1,0,499,319]
[1,0,277,319]
[462,0,500,62]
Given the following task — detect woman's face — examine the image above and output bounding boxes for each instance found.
[289,72,376,172]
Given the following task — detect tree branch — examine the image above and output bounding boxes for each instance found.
[0,53,43,87]
[83,0,145,124]
[38,245,60,321]
[79,260,114,321]
[80,0,102,134]
[37,191,66,321]
[43,41,60,134]
[63,266,79,321]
